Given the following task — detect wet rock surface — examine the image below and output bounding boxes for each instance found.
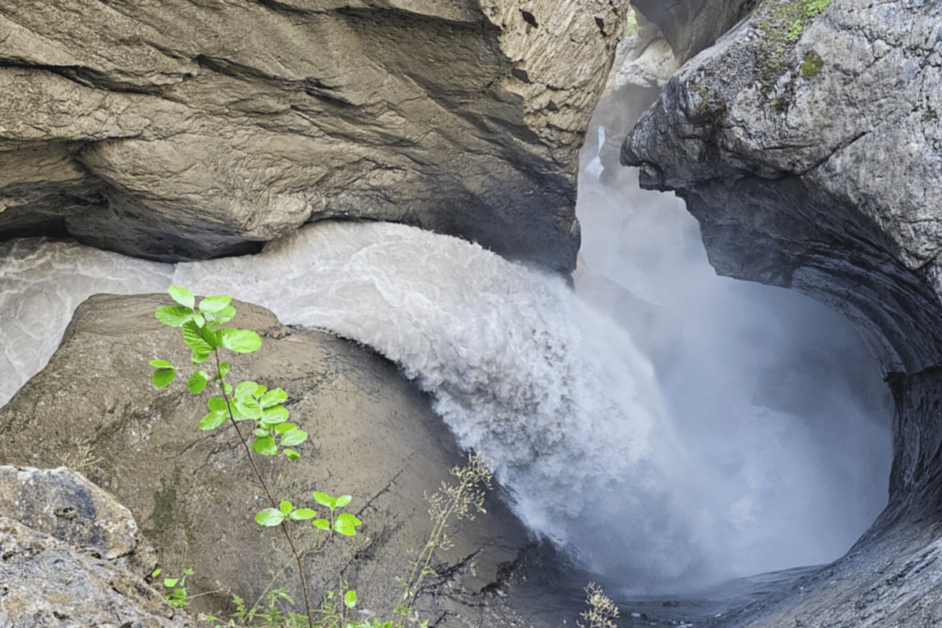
[0,465,192,627]
[0,294,530,625]
[623,0,942,625]
[0,0,629,273]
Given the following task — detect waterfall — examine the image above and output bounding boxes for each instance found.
[0,151,891,594]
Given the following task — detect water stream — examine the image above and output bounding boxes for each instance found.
[0,120,892,596]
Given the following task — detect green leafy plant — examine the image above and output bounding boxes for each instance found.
[151,286,363,628]
[152,566,194,608]
[151,287,498,628]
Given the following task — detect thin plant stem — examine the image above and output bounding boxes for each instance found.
[213,349,315,628]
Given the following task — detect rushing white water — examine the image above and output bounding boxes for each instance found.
[0,238,173,403]
[0,210,891,589]
[0,138,891,591]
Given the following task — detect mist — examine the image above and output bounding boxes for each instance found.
[0,101,894,597]
[574,99,893,585]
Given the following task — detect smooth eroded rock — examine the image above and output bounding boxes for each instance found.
[0,293,529,625]
[621,0,942,625]
[0,0,630,273]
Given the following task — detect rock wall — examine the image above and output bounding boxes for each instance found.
[624,0,942,625]
[0,294,530,625]
[0,465,193,627]
[0,0,629,273]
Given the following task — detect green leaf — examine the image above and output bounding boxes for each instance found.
[255,508,286,527]
[312,491,332,509]
[164,578,179,588]
[252,428,269,437]
[199,295,232,313]
[221,382,233,396]
[313,519,330,531]
[344,590,357,609]
[284,449,300,461]
[206,304,237,325]
[155,305,192,327]
[234,381,259,397]
[252,436,278,456]
[279,427,308,447]
[182,321,214,359]
[189,348,208,366]
[289,508,316,520]
[274,422,295,434]
[334,494,352,509]
[169,285,195,309]
[193,312,206,327]
[279,501,293,514]
[261,406,289,425]
[335,512,362,536]
[218,328,262,353]
[152,568,162,578]
[260,388,288,408]
[152,368,175,388]
[188,370,210,394]
[149,359,173,369]
[207,397,228,412]
[234,396,263,420]
[199,411,226,431]
[219,362,231,378]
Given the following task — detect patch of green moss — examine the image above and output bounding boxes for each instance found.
[755,0,833,106]
[800,50,824,77]
[762,0,833,45]
[625,7,638,36]
[143,465,192,543]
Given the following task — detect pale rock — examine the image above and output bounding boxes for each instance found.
[0,0,630,272]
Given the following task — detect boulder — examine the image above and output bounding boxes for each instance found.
[0,0,630,273]
[0,294,529,625]
[0,465,193,627]
[622,0,942,625]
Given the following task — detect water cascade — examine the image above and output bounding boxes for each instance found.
[0,136,892,595]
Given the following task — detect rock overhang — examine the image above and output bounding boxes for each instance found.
[0,0,631,274]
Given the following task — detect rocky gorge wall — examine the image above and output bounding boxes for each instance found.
[0,2,632,624]
[624,0,942,625]
[0,0,628,273]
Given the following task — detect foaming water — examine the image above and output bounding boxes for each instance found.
[173,222,708,586]
[1,210,891,590]
[1,197,891,591]
[0,238,173,403]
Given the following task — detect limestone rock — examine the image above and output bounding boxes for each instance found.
[0,0,630,273]
[622,0,942,625]
[0,294,529,625]
[623,0,942,375]
[0,465,192,628]
[631,0,757,63]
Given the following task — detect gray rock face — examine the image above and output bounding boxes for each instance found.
[0,294,529,625]
[0,0,629,273]
[623,0,942,374]
[0,465,192,628]
[623,0,942,625]
[631,0,757,63]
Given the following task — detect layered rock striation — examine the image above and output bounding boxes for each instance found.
[0,0,629,272]
[624,0,942,625]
